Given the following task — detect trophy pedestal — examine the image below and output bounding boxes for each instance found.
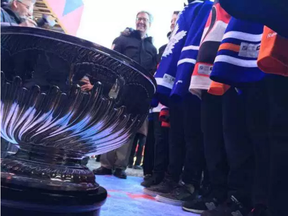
[1,150,107,216]
[1,181,107,216]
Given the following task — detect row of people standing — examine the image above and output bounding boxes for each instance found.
[90,2,288,216]
[144,0,288,216]
[91,8,209,213]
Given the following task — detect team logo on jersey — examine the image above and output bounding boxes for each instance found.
[162,24,187,57]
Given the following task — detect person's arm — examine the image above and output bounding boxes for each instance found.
[111,36,124,53]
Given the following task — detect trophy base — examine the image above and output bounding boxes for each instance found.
[1,180,107,216]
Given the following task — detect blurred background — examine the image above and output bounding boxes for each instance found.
[31,0,184,49]
[77,0,184,49]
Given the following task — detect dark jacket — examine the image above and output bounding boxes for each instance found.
[157,32,171,64]
[1,5,22,24]
[158,44,167,64]
[112,28,157,74]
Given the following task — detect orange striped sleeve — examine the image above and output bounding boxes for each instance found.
[218,43,240,53]
[208,81,230,96]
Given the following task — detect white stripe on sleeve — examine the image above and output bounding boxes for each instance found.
[177,58,197,66]
[222,31,263,42]
[214,55,258,67]
[182,45,199,51]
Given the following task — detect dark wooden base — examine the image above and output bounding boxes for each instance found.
[1,206,102,216]
[1,182,107,216]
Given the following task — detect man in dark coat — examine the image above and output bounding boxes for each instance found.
[1,0,36,26]
[82,11,157,179]
[111,27,157,74]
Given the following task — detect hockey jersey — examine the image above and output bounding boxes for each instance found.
[189,0,231,98]
[210,17,265,86]
[154,0,209,105]
[170,1,213,100]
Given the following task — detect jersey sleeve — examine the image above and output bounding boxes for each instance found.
[154,1,204,103]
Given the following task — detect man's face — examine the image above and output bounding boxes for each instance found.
[170,13,178,32]
[12,0,34,19]
[136,12,151,34]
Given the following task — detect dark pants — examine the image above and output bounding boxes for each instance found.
[153,112,169,180]
[266,75,288,216]
[129,133,146,166]
[143,119,155,176]
[241,79,270,206]
[203,84,271,207]
[168,94,204,188]
[201,91,228,201]
[222,88,254,208]
[202,88,255,206]
[142,112,169,179]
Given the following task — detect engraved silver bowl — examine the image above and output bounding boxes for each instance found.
[1,26,156,192]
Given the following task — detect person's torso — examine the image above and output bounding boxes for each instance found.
[120,35,156,73]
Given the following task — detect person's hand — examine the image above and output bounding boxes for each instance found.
[80,78,94,91]
[121,27,132,36]
[19,18,37,27]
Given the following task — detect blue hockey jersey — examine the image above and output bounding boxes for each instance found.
[154,0,213,104]
[171,1,213,99]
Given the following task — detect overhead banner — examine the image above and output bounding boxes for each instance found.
[43,0,84,36]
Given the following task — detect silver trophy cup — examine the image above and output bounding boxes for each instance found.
[1,26,156,215]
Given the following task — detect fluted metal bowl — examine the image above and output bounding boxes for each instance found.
[1,26,156,191]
